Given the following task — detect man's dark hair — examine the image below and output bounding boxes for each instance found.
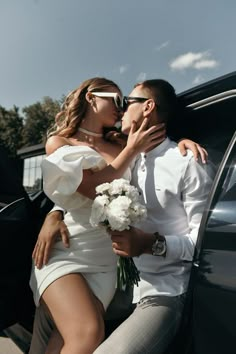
[135,79,177,123]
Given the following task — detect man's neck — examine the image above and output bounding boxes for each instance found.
[144,136,167,153]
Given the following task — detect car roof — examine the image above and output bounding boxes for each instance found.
[178,71,236,105]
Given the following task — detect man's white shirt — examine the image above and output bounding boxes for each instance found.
[131,137,215,303]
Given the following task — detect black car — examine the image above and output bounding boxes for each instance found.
[1,72,236,354]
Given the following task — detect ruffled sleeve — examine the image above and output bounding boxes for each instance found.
[41,145,107,209]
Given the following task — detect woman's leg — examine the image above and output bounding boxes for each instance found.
[42,273,105,354]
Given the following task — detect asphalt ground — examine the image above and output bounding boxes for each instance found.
[0,337,23,354]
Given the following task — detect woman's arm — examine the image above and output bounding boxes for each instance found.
[47,120,166,199]
[178,139,208,164]
[33,120,164,268]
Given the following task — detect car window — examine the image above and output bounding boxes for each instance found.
[207,137,236,230]
[221,158,236,198]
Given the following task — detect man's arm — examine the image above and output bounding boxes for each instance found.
[32,207,69,269]
[110,158,215,260]
[164,157,215,261]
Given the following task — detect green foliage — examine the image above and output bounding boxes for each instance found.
[0,96,62,156]
[0,106,24,157]
[22,96,61,146]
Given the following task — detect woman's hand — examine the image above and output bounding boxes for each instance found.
[32,211,70,269]
[126,119,166,153]
[105,130,128,148]
[178,139,208,163]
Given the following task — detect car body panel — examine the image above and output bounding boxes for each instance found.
[190,133,236,354]
[0,147,53,333]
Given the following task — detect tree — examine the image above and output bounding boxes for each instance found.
[22,96,61,146]
[0,106,24,157]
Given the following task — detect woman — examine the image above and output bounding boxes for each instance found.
[30,77,169,354]
[30,77,207,354]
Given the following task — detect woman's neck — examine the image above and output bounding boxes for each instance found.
[79,118,103,136]
[76,127,103,146]
[78,127,103,138]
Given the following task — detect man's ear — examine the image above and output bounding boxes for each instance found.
[143,99,156,116]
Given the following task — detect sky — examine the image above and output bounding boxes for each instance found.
[1,0,236,110]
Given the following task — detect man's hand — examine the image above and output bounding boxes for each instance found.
[109,226,154,257]
[32,211,70,269]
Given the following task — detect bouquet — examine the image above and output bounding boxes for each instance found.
[90,178,147,289]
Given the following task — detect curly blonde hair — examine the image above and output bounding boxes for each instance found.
[47,77,121,138]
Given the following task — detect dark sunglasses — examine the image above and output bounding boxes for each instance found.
[122,96,149,112]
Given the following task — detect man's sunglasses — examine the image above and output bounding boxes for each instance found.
[91,92,123,111]
[122,96,149,112]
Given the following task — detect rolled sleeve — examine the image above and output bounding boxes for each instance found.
[165,158,215,261]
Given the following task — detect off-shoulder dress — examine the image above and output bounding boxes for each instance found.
[30,145,131,309]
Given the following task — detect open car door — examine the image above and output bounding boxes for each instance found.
[0,146,52,332]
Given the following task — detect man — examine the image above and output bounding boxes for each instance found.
[30,79,214,354]
[94,79,214,353]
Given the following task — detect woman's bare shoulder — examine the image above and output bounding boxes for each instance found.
[45,136,70,155]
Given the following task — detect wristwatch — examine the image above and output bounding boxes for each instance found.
[151,232,167,257]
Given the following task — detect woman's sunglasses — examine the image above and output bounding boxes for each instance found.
[91,92,123,111]
[91,92,153,113]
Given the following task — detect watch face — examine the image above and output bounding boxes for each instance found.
[152,237,167,256]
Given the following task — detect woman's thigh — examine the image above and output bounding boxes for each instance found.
[42,273,104,339]
[94,295,185,354]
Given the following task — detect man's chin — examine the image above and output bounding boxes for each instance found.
[121,125,130,135]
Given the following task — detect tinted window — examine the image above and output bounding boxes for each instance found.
[207,138,236,231]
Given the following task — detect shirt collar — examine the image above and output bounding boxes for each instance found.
[141,137,171,158]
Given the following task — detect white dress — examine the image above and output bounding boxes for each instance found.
[30,145,131,310]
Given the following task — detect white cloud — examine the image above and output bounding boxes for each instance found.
[194,59,218,69]
[192,74,205,85]
[136,72,147,82]
[169,51,219,71]
[154,41,170,52]
[119,65,129,74]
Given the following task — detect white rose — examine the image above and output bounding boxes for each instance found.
[90,194,109,227]
[96,182,111,195]
[106,195,131,231]
[109,178,130,195]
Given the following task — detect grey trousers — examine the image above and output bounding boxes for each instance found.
[94,295,185,354]
[29,306,54,354]
[29,294,185,354]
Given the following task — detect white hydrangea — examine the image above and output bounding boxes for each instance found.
[109,178,131,195]
[106,196,132,231]
[95,182,111,195]
[129,202,147,223]
[125,185,140,203]
[90,178,147,231]
[89,194,109,227]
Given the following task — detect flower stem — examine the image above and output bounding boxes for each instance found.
[117,257,140,290]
